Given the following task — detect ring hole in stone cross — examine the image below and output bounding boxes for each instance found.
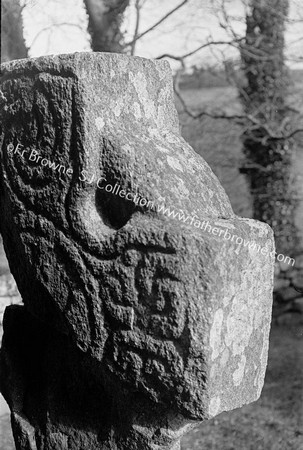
[95,178,138,230]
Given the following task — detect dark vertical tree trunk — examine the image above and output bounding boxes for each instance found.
[83,0,130,53]
[240,0,297,255]
[1,0,28,63]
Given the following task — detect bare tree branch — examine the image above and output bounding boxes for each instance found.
[268,128,303,141]
[156,39,237,61]
[130,0,141,55]
[125,0,189,46]
[30,23,83,49]
[175,66,303,145]
[218,0,242,41]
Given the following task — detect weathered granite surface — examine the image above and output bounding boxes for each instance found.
[0,53,274,450]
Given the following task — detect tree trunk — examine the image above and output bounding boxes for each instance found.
[1,0,28,63]
[240,0,298,255]
[83,0,130,52]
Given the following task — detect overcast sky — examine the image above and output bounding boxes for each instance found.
[22,0,303,70]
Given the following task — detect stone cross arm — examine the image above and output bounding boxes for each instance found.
[0,53,274,450]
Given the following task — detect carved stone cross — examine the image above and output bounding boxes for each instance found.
[0,53,274,450]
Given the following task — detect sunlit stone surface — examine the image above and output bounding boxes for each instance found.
[0,53,274,450]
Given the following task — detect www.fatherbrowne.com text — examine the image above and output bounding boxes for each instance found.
[6,142,295,267]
